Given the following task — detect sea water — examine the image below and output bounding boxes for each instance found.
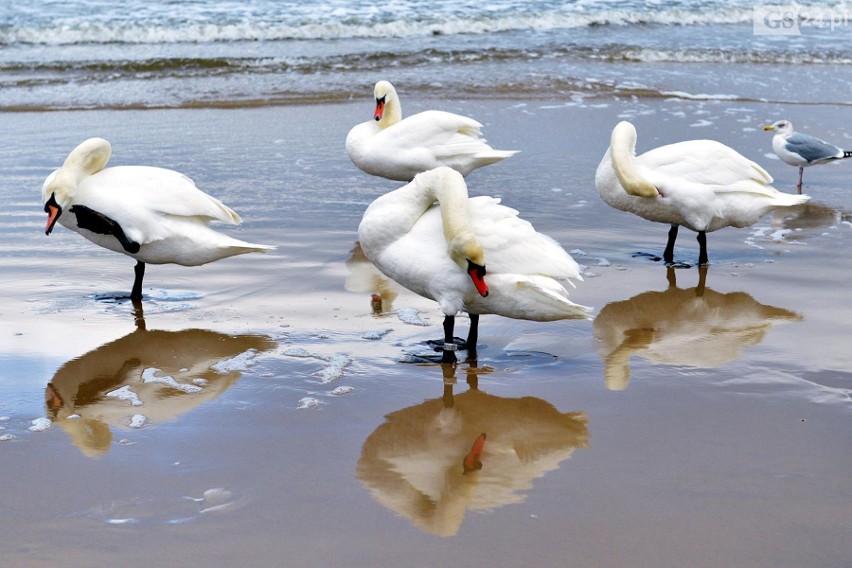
[1,0,850,110]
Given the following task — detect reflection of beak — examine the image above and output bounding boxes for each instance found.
[467,260,489,298]
[374,97,385,121]
[44,194,61,235]
[463,432,487,474]
[762,125,775,131]
[45,383,64,416]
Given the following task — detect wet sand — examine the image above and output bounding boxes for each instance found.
[1,99,851,567]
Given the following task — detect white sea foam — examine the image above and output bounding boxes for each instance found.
[397,307,430,327]
[362,328,393,340]
[664,91,740,101]
[2,4,773,45]
[128,415,147,428]
[28,417,52,432]
[284,348,352,383]
[142,368,204,393]
[106,385,143,406]
[330,386,354,396]
[297,397,320,409]
[211,349,260,372]
[0,434,15,441]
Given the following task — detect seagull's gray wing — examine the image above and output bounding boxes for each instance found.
[785,132,842,164]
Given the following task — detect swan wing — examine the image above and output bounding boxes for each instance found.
[640,140,773,187]
[383,110,486,153]
[78,166,241,224]
[468,196,583,282]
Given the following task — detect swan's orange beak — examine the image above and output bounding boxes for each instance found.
[44,194,61,235]
[463,433,487,473]
[374,97,385,121]
[467,260,489,297]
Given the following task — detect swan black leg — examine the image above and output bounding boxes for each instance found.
[466,314,479,358]
[663,224,679,264]
[130,261,145,301]
[442,315,458,364]
[696,231,708,266]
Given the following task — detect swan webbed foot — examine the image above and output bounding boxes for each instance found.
[633,251,691,268]
[427,337,467,351]
[664,260,693,269]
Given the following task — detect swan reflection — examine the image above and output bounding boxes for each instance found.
[356,362,588,536]
[594,266,801,390]
[45,304,276,457]
[345,241,403,315]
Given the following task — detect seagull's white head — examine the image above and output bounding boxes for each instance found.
[763,120,794,137]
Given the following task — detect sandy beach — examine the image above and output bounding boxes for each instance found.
[0,95,850,567]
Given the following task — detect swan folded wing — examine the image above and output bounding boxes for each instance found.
[469,196,582,281]
[641,141,773,186]
[385,111,486,152]
[89,166,242,224]
[710,180,810,206]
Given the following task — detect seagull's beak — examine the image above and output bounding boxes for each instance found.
[374,97,385,121]
[762,124,775,131]
[44,193,61,235]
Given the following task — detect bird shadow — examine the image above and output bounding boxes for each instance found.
[631,251,692,269]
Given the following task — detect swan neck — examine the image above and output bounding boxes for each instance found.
[418,168,485,267]
[378,94,401,129]
[610,124,659,198]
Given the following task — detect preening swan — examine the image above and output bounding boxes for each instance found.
[345,80,518,181]
[763,120,852,193]
[594,121,809,265]
[42,138,274,300]
[358,166,590,363]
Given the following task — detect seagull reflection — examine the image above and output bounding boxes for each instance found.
[345,241,403,315]
[778,201,852,234]
[593,267,801,390]
[44,302,276,457]
[356,362,589,537]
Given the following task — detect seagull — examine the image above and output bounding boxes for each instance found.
[763,120,852,193]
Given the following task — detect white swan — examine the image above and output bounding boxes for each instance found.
[345,80,518,181]
[594,121,809,265]
[763,119,852,192]
[357,166,591,362]
[42,138,274,300]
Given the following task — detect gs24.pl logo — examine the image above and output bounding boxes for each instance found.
[753,4,849,35]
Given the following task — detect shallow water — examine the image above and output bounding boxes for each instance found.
[1,96,851,566]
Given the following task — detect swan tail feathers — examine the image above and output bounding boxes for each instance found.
[515,278,593,320]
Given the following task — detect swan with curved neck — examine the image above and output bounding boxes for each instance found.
[609,121,660,199]
[595,121,809,266]
[346,80,518,181]
[359,166,590,363]
[42,137,274,300]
